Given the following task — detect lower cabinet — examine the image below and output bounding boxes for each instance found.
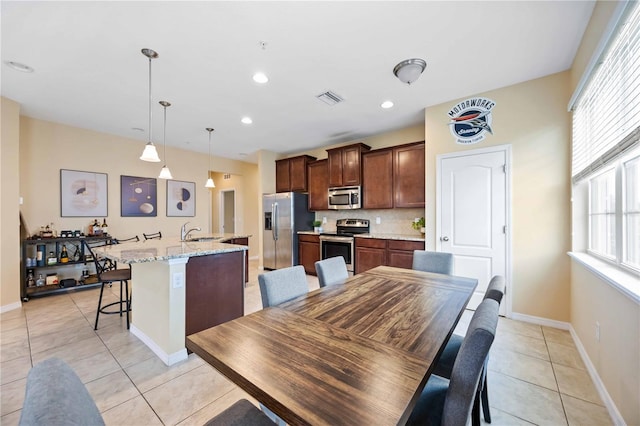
[222,237,249,283]
[298,234,320,275]
[355,238,425,274]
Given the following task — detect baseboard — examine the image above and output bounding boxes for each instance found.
[569,326,626,426]
[129,324,188,366]
[510,311,625,425]
[0,301,22,313]
[509,312,570,330]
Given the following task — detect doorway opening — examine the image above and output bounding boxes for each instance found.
[220,189,236,234]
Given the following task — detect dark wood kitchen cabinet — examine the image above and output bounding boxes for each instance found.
[327,143,371,187]
[298,234,320,275]
[394,142,425,208]
[362,148,394,209]
[355,237,425,274]
[362,141,425,209]
[307,159,329,211]
[222,237,249,283]
[276,155,316,193]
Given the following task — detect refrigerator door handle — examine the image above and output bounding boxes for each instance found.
[272,202,278,241]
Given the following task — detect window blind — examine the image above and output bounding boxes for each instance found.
[572,1,640,184]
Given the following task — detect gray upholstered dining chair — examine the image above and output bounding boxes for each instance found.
[412,250,454,274]
[315,256,349,287]
[406,298,499,426]
[205,399,275,426]
[20,358,105,426]
[258,265,309,308]
[432,275,506,426]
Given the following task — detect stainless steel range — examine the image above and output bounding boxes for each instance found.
[319,219,370,275]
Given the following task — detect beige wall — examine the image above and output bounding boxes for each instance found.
[571,262,639,424]
[568,2,639,424]
[1,98,22,309]
[425,72,572,321]
[4,114,258,309]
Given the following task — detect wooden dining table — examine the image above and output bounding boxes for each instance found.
[186,266,477,425]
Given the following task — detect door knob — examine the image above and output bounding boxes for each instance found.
[441,236,449,242]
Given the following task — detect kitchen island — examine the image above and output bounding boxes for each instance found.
[95,235,249,365]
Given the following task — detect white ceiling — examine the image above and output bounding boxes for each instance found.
[1,1,595,163]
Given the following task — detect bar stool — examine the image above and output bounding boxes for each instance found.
[143,231,162,240]
[83,241,131,330]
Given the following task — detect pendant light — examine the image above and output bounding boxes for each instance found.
[158,101,173,179]
[205,128,215,188]
[139,48,161,162]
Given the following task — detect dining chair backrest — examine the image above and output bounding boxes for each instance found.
[412,250,454,274]
[442,298,499,426]
[315,256,349,288]
[258,265,308,308]
[483,275,506,304]
[143,231,162,240]
[113,235,140,244]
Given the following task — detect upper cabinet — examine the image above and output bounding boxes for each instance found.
[307,159,329,211]
[275,155,316,193]
[362,141,425,209]
[394,142,425,208]
[327,143,371,187]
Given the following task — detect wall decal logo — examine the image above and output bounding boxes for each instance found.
[448,97,496,145]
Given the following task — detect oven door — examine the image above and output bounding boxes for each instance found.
[319,236,354,274]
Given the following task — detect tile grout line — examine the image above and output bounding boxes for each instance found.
[542,327,570,426]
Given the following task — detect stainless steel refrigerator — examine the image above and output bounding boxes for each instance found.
[263,192,315,270]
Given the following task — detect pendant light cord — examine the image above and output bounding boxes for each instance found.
[148,56,153,144]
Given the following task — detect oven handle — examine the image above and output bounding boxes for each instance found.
[319,236,354,243]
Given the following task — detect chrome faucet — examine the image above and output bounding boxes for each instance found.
[181,222,201,241]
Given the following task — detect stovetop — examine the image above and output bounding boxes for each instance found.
[321,218,370,237]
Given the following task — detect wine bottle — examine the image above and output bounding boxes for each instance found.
[101,218,108,236]
[60,245,69,263]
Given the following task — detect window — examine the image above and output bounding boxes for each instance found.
[587,150,640,273]
[624,155,640,269]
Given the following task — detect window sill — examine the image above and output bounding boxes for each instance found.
[568,252,640,304]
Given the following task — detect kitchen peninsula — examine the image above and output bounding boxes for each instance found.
[95,234,249,366]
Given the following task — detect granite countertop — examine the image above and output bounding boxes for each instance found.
[95,234,250,264]
[296,230,424,242]
[355,233,425,242]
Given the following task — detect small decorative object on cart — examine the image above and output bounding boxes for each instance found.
[45,273,59,286]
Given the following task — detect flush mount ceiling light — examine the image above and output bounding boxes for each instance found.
[252,72,269,84]
[393,58,427,85]
[241,117,253,124]
[4,61,34,73]
[139,48,161,162]
[381,100,394,109]
[158,101,173,180]
[205,128,216,188]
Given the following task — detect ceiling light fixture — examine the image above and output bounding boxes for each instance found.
[381,100,394,109]
[241,117,253,124]
[158,101,173,180]
[139,48,161,162]
[205,128,216,188]
[252,72,269,84]
[4,61,34,73]
[393,58,427,85]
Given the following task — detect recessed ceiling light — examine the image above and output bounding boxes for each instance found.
[381,101,394,109]
[241,117,253,124]
[253,72,269,84]
[5,61,34,73]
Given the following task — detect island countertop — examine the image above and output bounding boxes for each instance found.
[95,234,250,264]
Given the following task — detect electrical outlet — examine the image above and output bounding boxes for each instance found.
[376,217,381,224]
[173,272,184,289]
[595,321,600,341]
[322,217,327,224]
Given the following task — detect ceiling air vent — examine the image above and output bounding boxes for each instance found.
[316,91,344,106]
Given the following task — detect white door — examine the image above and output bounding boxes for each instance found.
[437,146,509,315]
[220,189,235,233]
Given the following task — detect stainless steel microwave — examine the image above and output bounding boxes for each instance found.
[328,186,361,210]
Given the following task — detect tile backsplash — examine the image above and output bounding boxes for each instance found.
[316,208,425,236]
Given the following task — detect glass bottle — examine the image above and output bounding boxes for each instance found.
[47,251,57,265]
[36,274,45,287]
[101,218,108,236]
[27,270,35,287]
[60,245,69,263]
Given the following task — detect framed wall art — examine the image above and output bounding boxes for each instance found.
[60,169,108,217]
[167,180,196,217]
[120,175,157,217]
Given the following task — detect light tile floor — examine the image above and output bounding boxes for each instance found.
[1,260,612,425]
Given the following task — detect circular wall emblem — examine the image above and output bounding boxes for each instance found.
[448,97,496,145]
